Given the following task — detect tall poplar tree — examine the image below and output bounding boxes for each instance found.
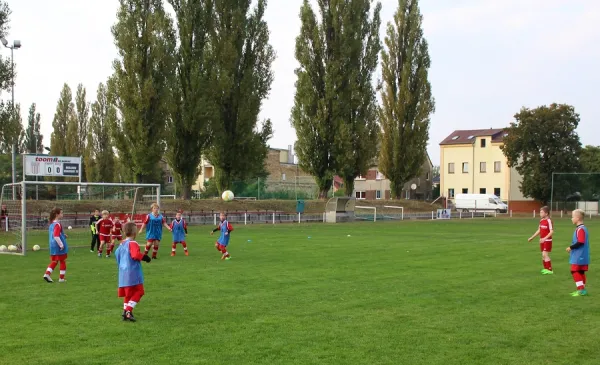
[291,0,351,198]
[23,103,43,153]
[87,83,116,182]
[166,0,214,199]
[335,0,381,196]
[50,84,74,156]
[379,0,434,198]
[206,0,275,193]
[108,0,176,183]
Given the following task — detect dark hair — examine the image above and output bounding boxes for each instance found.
[49,208,62,222]
[123,222,137,237]
[540,206,550,214]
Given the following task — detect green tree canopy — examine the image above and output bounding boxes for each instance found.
[50,84,73,156]
[23,103,43,154]
[378,0,434,199]
[87,83,116,183]
[501,103,582,204]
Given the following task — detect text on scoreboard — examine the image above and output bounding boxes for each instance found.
[24,156,81,177]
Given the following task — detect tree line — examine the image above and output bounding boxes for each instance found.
[2,0,438,200]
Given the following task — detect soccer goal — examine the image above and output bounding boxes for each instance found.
[0,181,161,256]
[355,206,377,222]
[550,172,600,215]
[383,205,404,220]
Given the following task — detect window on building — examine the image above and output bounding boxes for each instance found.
[376,170,384,180]
[480,139,486,148]
[494,188,501,197]
[462,162,469,173]
[480,162,486,173]
[480,188,486,194]
[167,176,173,183]
[282,173,286,181]
[355,191,366,199]
[494,161,501,172]
[448,188,455,198]
[426,172,430,181]
[376,190,381,199]
[448,163,455,174]
[462,188,468,194]
[405,190,410,199]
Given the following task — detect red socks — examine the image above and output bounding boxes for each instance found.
[543,260,552,271]
[152,245,158,258]
[107,244,115,256]
[45,261,58,276]
[572,272,586,290]
[59,260,66,280]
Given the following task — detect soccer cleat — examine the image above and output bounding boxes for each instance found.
[122,310,127,321]
[43,275,53,283]
[90,250,94,253]
[171,252,175,257]
[184,251,189,256]
[541,269,554,275]
[58,279,66,283]
[225,256,231,261]
[570,290,588,296]
[152,256,158,260]
[106,255,110,258]
[124,311,136,322]
[98,253,102,258]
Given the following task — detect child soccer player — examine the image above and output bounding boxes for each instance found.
[138,203,171,259]
[95,210,114,258]
[170,210,188,256]
[43,208,68,283]
[566,209,590,296]
[90,209,101,253]
[528,206,554,274]
[108,216,123,257]
[115,221,152,322]
[211,212,233,260]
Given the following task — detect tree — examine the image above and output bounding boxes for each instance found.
[206,0,275,193]
[50,84,74,156]
[580,146,600,172]
[165,0,214,199]
[23,103,43,153]
[378,0,435,199]
[0,102,23,153]
[108,0,176,183]
[0,2,17,148]
[291,0,348,198]
[87,83,116,182]
[335,0,382,197]
[501,103,581,204]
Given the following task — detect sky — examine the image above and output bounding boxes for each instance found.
[4,0,600,166]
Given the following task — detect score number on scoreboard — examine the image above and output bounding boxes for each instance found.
[24,156,81,177]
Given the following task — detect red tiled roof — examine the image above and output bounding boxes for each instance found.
[439,128,506,145]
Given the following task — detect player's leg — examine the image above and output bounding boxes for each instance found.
[98,239,105,257]
[58,258,67,283]
[43,260,58,283]
[144,240,152,255]
[220,244,230,260]
[570,265,587,296]
[171,241,177,256]
[152,240,159,259]
[107,238,116,257]
[90,232,96,252]
[124,285,145,322]
[541,248,553,274]
[182,241,188,256]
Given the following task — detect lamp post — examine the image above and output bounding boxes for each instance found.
[1,37,21,200]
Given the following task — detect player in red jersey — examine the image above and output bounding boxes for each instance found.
[528,206,554,274]
[95,210,114,258]
[108,216,123,257]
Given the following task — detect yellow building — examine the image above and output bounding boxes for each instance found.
[440,129,538,212]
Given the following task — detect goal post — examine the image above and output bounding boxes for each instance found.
[383,205,404,220]
[0,181,161,256]
[550,172,600,215]
[355,206,377,222]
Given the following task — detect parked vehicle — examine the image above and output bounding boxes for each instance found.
[454,194,508,213]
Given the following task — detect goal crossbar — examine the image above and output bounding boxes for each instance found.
[0,181,161,256]
[355,206,377,222]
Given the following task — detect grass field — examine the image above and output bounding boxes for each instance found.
[1,218,599,365]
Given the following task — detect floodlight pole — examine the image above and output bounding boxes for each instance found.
[2,38,21,200]
[550,172,554,212]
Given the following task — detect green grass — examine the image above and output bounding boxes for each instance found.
[1,218,599,365]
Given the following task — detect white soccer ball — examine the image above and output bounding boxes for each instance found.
[221,190,235,202]
[0,245,6,252]
[7,245,17,252]
[68,226,72,230]
[33,245,41,251]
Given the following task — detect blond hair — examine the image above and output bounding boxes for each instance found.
[101,210,109,215]
[573,209,585,220]
[151,203,159,210]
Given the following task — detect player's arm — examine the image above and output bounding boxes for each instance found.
[129,241,151,262]
[184,221,188,235]
[164,219,172,231]
[211,223,220,235]
[138,215,149,234]
[90,217,97,233]
[569,228,586,250]
[53,225,64,250]
[528,228,540,241]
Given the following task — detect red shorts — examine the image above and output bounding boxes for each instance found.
[50,254,68,261]
[540,241,552,252]
[571,264,589,272]
[114,235,122,241]
[100,234,112,243]
[215,242,227,251]
[147,239,160,243]
[173,241,186,245]
[118,283,145,298]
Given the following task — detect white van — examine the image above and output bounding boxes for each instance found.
[453,194,508,213]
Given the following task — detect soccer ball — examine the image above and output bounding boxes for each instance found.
[7,245,17,252]
[0,245,6,252]
[221,190,234,202]
[68,226,72,230]
[33,245,41,251]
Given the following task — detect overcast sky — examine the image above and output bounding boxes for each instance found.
[5,0,600,165]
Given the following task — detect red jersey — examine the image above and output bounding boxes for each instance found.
[539,218,553,242]
[97,218,114,236]
[113,221,122,235]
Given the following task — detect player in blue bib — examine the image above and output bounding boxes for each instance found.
[43,207,69,283]
[567,209,590,296]
[170,210,189,256]
[211,212,234,260]
[138,203,172,260]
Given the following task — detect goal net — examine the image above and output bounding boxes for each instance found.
[0,181,161,256]
[550,173,600,215]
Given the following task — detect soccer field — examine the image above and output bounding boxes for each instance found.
[1,218,599,365]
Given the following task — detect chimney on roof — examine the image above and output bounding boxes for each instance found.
[288,145,294,164]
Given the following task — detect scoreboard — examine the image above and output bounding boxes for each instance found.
[24,155,81,177]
